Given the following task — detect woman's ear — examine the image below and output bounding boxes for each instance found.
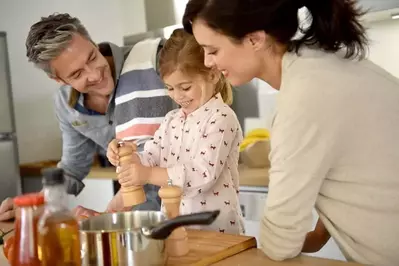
[245,30,267,51]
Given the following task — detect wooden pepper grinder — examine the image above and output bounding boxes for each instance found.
[117,140,146,207]
[158,183,189,257]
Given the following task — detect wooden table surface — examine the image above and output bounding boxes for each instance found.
[0,221,363,266]
[214,248,362,266]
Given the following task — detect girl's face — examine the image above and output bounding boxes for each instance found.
[164,70,215,115]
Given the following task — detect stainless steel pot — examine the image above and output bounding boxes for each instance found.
[79,210,219,266]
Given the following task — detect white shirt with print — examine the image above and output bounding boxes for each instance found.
[138,93,245,235]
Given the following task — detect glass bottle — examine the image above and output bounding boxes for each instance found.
[11,192,44,266]
[37,167,81,266]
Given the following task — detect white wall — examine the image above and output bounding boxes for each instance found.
[367,19,399,78]
[0,0,125,163]
[118,0,147,36]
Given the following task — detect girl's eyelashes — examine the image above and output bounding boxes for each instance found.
[166,86,191,91]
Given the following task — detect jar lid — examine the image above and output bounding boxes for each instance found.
[13,193,45,207]
[41,167,65,186]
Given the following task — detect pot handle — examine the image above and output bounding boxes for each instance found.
[144,210,220,240]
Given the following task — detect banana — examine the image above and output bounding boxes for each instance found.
[239,128,270,152]
[245,128,270,139]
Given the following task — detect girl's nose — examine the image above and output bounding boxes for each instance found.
[174,90,184,100]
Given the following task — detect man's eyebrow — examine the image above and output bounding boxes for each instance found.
[67,68,80,79]
[66,49,95,78]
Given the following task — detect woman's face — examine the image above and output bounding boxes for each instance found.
[192,19,263,86]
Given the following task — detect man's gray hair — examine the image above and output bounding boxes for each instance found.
[26,13,93,75]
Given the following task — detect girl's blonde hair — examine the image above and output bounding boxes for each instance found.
[159,28,233,105]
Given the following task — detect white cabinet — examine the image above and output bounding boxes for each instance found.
[239,186,267,244]
[66,179,114,212]
[22,176,115,212]
[238,186,346,261]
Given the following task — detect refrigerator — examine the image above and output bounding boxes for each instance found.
[0,32,21,201]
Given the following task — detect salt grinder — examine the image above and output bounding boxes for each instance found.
[158,181,189,256]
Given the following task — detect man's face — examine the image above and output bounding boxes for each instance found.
[50,34,114,96]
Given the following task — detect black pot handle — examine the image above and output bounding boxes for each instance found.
[143,210,220,240]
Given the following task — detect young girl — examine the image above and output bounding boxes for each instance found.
[107,29,244,235]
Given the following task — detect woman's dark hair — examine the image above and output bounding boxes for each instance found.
[183,0,368,59]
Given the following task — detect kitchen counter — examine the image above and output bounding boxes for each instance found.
[19,160,269,212]
[0,221,362,266]
[238,164,269,187]
[85,164,270,187]
[19,161,270,187]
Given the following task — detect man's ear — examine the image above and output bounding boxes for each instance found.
[48,74,66,85]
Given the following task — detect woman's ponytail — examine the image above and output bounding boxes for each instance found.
[294,0,368,59]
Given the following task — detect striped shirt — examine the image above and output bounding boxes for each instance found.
[115,38,175,142]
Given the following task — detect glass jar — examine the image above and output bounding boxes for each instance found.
[11,193,44,266]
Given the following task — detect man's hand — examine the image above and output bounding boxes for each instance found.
[0,198,15,221]
[72,205,101,220]
[105,191,132,213]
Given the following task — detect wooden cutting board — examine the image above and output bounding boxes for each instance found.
[167,229,257,266]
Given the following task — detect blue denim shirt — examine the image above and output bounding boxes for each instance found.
[54,42,163,211]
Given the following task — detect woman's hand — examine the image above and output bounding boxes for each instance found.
[301,218,331,253]
[117,161,151,187]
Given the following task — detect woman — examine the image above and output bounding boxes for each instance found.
[182,0,399,265]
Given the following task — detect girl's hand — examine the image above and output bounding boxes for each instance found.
[107,139,139,166]
[107,139,120,166]
[117,162,151,187]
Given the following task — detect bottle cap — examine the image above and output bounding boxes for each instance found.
[13,193,45,207]
[41,167,65,186]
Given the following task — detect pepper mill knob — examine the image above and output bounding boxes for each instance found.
[117,141,146,207]
[158,185,189,257]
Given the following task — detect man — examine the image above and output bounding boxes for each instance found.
[0,13,175,221]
